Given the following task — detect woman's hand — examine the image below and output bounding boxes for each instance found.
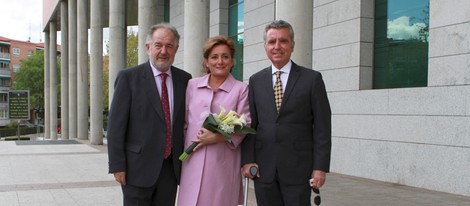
[193,128,227,151]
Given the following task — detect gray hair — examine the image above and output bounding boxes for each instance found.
[145,23,180,46]
[263,20,295,42]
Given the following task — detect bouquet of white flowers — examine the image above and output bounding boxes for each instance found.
[179,106,256,161]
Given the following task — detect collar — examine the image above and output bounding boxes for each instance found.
[271,60,292,75]
[150,62,172,77]
[197,73,236,93]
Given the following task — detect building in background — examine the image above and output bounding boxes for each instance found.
[0,36,60,126]
[43,0,470,197]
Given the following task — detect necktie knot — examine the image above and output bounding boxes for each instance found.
[160,73,168,82]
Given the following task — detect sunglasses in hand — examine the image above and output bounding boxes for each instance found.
[309,179,321,205]
[312,187,321,205]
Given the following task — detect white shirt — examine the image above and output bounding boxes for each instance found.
[271,60,292,93]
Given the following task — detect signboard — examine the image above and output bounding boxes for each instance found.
[8,90,30,120]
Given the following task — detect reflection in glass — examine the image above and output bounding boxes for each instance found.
[374,0,429,89]
[229,1,244,81]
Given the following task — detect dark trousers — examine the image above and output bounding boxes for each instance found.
[254,171,311,206]
[122,155,177,206]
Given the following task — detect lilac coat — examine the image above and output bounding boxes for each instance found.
[177,74,250,206]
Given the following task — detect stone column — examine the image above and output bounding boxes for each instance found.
[184,0,209,77]
[49,22,58,140]
[77,0,89,140]
[209,0,228,36]
[276,0,313,68]
[90,0,104,145]
[138,0,159,64]
[44,31,50,139]
[60,1,69,140]
[109,0,126,107]
[68,0,77,139]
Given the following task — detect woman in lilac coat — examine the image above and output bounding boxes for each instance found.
[177,36,250,206]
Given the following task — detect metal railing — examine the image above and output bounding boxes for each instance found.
[0,68,10,76]
[0,52,10,59]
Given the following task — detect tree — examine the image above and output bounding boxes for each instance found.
[127,28,138,67]
[12,50,46,109]
[102,27,138,107]
[104,27,139,68]
[12,50,61,111]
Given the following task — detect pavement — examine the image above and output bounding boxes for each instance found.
[1,134,470,206]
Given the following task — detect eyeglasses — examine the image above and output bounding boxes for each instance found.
[312,188,321,206]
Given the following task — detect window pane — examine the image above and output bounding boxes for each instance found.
[230,35,244,80]
[374,0,429,89]
[229,2,244,36]
[229,0,243,5]
[229,1,244,81]
[13,48,20,56]
[228,6,238,36]
[164,0,169,22]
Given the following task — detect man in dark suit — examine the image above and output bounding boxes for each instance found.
[242,20,332,205]
[107,23,191,206]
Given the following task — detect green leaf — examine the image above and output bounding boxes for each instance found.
[235,127,256,134]
[202,114,219,129]
[202,115,231,140]
[202,114,256,140]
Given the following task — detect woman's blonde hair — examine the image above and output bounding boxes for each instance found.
[202,36,236,74]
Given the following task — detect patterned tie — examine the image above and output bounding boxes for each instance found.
[160,73,172,159]
[274,71,283,112]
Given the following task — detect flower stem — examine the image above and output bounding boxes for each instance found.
[179,142,199,161]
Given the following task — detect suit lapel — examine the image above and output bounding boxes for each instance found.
[142,62,164,118]
[262,67,278,113]
[282,62,300,109]
[171,66,184,123]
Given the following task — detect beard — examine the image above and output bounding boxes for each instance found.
[151,57,172,71]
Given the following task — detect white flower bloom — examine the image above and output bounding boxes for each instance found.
[219,123,235,134]
[232,114,247,127]
[217,105,226,120]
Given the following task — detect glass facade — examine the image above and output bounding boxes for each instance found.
[164,0,169,22]
[374,0,429,89]
[229,0,244,80]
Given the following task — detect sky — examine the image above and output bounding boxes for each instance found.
[0,1,44,43]
[387,0,429,41]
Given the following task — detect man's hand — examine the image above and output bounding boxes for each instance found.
[114,171,126,186]
[241,163,259,179]
[310,170,326,189]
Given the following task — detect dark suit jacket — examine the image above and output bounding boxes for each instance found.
[107,61,191,187]
[242,61,331,184]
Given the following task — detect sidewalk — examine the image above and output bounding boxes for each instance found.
[1,135,469,206]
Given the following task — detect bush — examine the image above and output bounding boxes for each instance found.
[0,126,42,138]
